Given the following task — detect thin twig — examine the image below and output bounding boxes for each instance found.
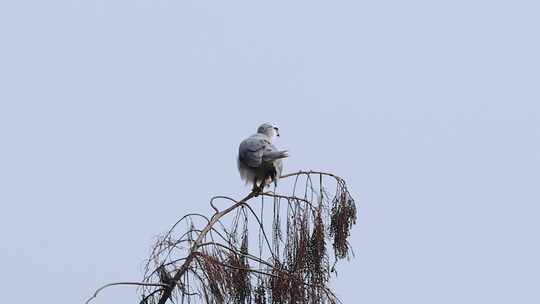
[85,282,168,304]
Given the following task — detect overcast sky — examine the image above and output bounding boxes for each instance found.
[0,1,539,303]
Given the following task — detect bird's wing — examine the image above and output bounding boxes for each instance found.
[238,134,273,168]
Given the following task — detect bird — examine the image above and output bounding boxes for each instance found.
[238,123,289,192]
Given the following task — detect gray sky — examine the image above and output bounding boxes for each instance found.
[1,0,539,303]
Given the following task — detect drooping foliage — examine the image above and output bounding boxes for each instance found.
[133,171,355,304]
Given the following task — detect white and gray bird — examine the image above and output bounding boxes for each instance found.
[237,123,289,192]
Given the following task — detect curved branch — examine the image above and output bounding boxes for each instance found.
[280,170,343,181]
[85,282,168,304]
[262,192,316,210]
[235,201,277,260]
[209,195,238,213]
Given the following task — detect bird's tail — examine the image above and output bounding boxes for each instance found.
[263,150,289,162]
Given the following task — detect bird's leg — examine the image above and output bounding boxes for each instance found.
[252,177,260,195]
[270,169,278,187]
[252,177,257,191]
[251,177,264,196]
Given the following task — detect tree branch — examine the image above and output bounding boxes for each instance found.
[85,282,168,304]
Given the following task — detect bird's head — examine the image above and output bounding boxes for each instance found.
[257,123,280,139]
